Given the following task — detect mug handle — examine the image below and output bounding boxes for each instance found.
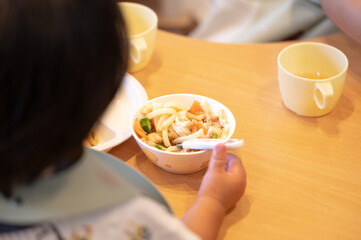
[314,82,334,109]
[130,38,147,64]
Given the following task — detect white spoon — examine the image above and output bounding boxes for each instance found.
[179,139,244,150]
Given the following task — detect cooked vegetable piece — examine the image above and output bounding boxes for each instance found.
[212,132,219,139]
[134,118,148,139]
[140,117,153,133]
[155,144,166,151]
[195,122,209,135]
[188,100,204,115]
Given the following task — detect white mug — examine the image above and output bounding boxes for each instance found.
[119,2,158,73]
[278,42,348,117]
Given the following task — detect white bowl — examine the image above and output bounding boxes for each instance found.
[130,94,236,174]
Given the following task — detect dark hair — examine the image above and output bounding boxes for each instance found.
[0,0,128,196]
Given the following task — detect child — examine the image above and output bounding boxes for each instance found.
[0,0,246,240]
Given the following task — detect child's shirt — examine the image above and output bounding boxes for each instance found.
[0,196,200,240]
[0,148,200,240]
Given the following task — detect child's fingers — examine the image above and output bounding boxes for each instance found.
[209,143,228,172]
[226,154,245,174]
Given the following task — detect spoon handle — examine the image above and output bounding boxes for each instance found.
[181,139,244,150]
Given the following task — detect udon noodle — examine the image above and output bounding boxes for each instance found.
[133,100,230,153]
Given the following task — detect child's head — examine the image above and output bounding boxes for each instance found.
[0,0,128,196]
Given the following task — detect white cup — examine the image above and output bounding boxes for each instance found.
[119,2,158,73]
[278,42,348,117]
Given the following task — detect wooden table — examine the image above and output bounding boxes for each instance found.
[110,30,361,240]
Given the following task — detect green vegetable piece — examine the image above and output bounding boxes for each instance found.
[140,117,153,133]
[212,133,219,139]
[155,144,165,151]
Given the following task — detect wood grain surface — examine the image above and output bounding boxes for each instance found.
[110,30,361,240]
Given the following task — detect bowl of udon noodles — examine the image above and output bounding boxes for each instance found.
[130,94,236,174]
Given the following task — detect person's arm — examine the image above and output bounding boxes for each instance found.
[182,144,247,240]
[320,0,361,44]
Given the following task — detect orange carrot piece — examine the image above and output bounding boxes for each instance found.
[188,100,203,115]
[151,119,156,132]
[134,118,148,139]
[202,126,209,135]
[195,122,209,135]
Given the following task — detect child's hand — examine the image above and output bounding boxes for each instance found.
[182,144,246,239]
[198,143,246,212]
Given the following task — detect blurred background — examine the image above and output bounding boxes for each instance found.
[122,0,209,35]
[121,0,340,43]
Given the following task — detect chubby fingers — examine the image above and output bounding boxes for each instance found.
[226,153,245,174]
[209,143,228,172]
